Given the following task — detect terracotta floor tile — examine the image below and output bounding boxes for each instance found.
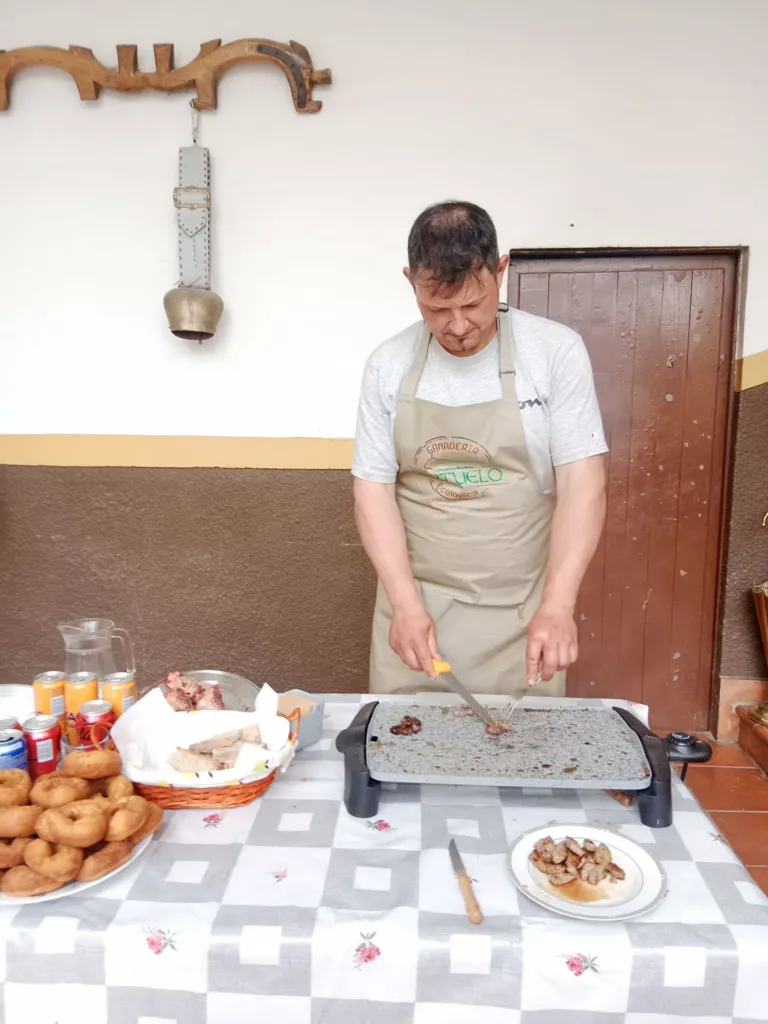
[749,866,768,894]
[709,812,768,866]
[685,766,768,811]
[704,743,756,767]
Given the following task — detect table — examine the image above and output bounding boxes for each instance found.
[1,694,767,1023]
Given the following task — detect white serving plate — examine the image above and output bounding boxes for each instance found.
[0,836,151,905]
[508,824,666,922]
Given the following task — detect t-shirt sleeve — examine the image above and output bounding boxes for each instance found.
[351,359,399,483]
[547,329,608,467]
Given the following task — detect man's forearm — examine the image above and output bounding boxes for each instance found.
[541,456,607,611]
[353,478,421,609]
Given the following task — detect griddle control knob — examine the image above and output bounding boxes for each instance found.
[668,732,695,748]
[664,731,712,764]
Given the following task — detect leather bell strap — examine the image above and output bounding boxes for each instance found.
[174,145,211,289]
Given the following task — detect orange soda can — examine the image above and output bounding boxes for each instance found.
[64,671,98,744]
[102,672,137,717]
[33,671,66,727]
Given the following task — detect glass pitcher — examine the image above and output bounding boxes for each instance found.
[57,618,135,682]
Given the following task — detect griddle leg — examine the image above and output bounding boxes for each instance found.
[342,757,382,818]
[336,701,382,818]
[635,735,673,829]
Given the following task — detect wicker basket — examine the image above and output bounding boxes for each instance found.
[135,709,300,810]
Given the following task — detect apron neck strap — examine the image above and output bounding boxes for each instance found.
[401,322,432,398]
[498,308,517,398]
[401,309,516,399]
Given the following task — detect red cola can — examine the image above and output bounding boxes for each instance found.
[22,714,61,779]
[76,700,116,749]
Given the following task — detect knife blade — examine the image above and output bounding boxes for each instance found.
[432,660,497,729]
[448,839,483,925]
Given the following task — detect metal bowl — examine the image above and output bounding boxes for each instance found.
[142,670,261,713]
[183,670,261,712]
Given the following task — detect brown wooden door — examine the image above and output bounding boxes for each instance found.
[508,253,735,731]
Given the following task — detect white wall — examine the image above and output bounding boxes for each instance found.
[1,0,766,438]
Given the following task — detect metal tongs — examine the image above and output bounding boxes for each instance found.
[432,660,519,728]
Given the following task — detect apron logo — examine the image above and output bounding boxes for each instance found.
[414,436,505,501]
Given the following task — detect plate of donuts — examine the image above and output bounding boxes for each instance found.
[0,747,164,904]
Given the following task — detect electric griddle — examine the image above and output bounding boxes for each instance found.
[336,695,675,828]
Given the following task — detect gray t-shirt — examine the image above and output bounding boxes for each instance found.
[352,308,607,494]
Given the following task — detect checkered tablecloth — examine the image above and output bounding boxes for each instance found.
[1,694,767,1024]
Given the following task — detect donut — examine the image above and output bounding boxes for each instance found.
[36,804,107,848]
[0,804,42,838]
[1,864,64,897]
[106,795,150,842]
[0,837,33,868]
[30,773,91,809]
[90,776,134,801]
[59,797,111,817]
[60,748,121,780]
[0,769,32,808]
[128,801,163,845]
[23,839,84,883]
[78,840,133,882]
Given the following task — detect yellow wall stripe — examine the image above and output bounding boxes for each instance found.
[0,435,355,470]
[735,350,768,392]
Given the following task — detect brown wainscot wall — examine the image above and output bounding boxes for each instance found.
[0,467,375,694]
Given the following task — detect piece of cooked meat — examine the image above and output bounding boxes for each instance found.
[163,672,224,712]
[197,685,224,710]
[606,862,626,882]
[534,837,555,862]
[484,720,511,736]
[565,837,585,857]
[549,870,574,886]
[565,850,581,875]
[580,861,607,885]
[607,789,634,807]
[594,843,612,866]
[583,839,597,853]
[165,689,196,711]
[551,842,568,864]
[168,747,224,773]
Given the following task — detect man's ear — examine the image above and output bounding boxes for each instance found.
[496,254,510,287]
[403,267,413,287]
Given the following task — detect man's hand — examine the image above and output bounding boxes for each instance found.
[389,599,440,677]
[526,602,578,685]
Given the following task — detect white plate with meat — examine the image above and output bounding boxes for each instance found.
[508,824,666,921]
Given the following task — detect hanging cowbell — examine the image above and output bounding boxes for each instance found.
[163,143,224,341]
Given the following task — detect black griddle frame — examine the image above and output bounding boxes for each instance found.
[336,702,672,828]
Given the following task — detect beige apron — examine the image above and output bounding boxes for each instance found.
[370,308,565,697]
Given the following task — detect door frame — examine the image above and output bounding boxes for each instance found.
[507,245,749,733]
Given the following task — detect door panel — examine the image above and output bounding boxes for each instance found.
[509,254,735,730]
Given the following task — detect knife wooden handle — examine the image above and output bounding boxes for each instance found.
[457,870,483,925]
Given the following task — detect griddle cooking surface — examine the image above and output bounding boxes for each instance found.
[367,703,651,789]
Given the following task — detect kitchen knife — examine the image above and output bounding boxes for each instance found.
[448,839,483,925]
[432,660,498,729]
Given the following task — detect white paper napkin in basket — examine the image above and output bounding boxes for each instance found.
[110,683,294,788]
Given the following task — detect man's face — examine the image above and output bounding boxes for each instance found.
[405,256,509,357]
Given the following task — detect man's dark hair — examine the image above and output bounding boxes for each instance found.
[407,200,499,293]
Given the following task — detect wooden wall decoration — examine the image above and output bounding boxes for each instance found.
[0,38,332,114]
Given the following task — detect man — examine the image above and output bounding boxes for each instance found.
[352,201,606,695]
